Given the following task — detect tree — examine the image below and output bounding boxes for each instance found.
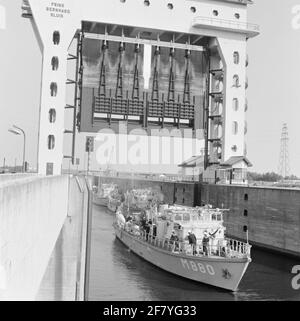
[248,171,300,182]
[248,171,283,182]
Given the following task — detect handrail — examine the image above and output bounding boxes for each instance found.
[92,170,197,183]
[75,176,84,193]
[193,16,260,33]
[121,225,251,259]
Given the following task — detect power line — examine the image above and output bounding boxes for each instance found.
[278,123,290,178]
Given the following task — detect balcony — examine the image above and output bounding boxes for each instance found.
[212,0,253,5]
[192,16,259,38]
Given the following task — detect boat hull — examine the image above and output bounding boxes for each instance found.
[114,224,250,291]
[93,194,108,207]
[108,199,121,213]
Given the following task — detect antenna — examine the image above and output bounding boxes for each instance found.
[278,123,290,179]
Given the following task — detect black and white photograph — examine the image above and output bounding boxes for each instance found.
[0,0,300,309]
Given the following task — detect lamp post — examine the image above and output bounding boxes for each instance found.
[8,125,26,173]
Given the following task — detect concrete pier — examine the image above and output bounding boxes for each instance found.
[35,176,91,301]
[0,174,90,300]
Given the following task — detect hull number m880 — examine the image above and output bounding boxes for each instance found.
[180,259,215,275]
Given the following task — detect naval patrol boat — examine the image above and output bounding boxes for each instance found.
[113,203,251,292]
[93,183,118,207]
[107,188,123,212]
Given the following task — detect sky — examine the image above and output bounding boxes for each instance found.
[247,0,300,176]
[0,0,300,175]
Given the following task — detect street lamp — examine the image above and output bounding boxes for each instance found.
[8,125,26,173]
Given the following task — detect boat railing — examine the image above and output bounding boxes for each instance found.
[169,209,224,223]
[128,228,251,259]
[225,238,251,257]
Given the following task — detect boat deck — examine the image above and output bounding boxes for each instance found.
[117,223,251,260]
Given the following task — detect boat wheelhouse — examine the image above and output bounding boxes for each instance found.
[114,202,251,291]
[93,183,119,207]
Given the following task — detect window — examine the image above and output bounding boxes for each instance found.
[233,98,239,111]
[46,163,54,176]
[53,31,60,45]
[50,82,58,97]
[231,145,237,152]
[244,193,248,201]
[232,121,238,135]
[213,10,218,16]
[217,101,223,114]
[144,0,150,6]
[245,98,248,112]
[233,51,239,64]
[167,3,173,10]
[48,135,55,150]
[175,214,182,221]
[233,75,240,87]
[182,198,185,204]
[51,56,59,71]
[244,209,248,217]
[183,213,190,221]
[190,7,196,13]
[49,109,56,123]
[245,76,248,89]
[243,225,248,232]
[244,121,248,135]
[235,13,240,19]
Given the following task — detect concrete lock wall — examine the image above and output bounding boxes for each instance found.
[0,173,37,184]
[199,184,300,258]
[35,176,90,301]
[96,176,300,258]
[0,175,86,300]
[98,176,196,206]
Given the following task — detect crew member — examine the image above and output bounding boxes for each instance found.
[125,217,133,232]
[140,216,147,231]
[170,231,179,251]
[152,223,157,238]
[202,231,210,256]
[187,231,197,255]
[145,220,151,240]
